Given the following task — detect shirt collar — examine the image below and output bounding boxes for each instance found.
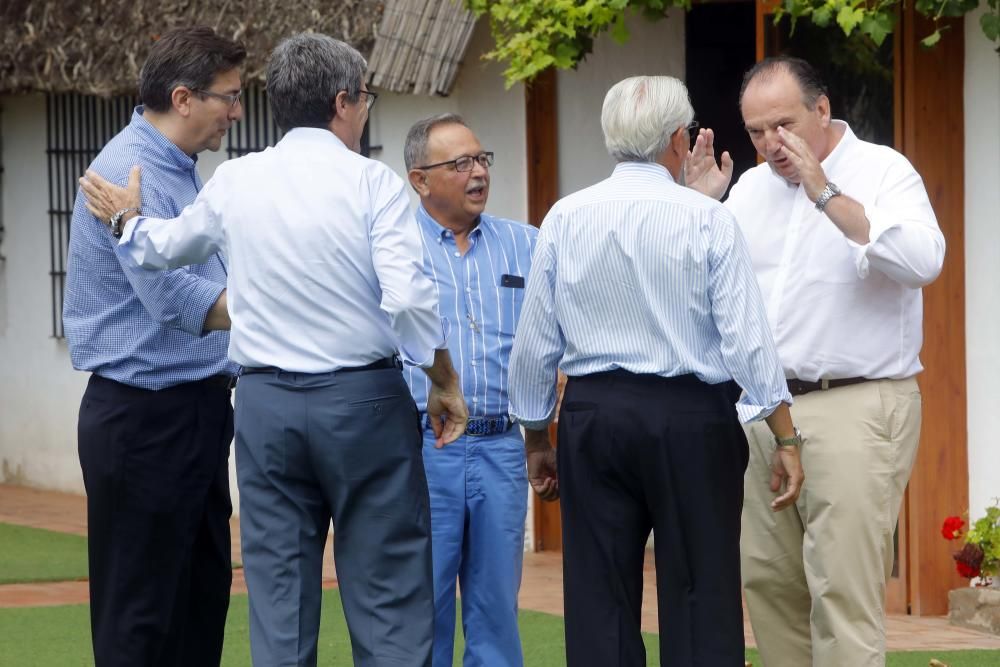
[820,119,856,174]
[130,106,198,171]
[416,205,486,241]
[611,160,676,183]
[278,127,350,151]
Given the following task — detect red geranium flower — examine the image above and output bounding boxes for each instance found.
[941,516,965,540]
[957,560,982,578]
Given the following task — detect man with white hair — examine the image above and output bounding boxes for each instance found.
[508,75,804,666]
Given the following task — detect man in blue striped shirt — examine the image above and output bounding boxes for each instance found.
[508,77,804,667]
[402,114,542,667]
[63,28,245,667]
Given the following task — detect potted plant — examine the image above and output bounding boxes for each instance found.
[942,501,1000,586]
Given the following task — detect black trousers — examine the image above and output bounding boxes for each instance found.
[78,374,234,667]
[558,371,749,667]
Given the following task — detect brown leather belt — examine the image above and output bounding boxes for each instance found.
[786,377,870,397]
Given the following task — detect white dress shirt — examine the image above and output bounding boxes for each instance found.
[118,127,446,372]
[508,162,791,429]
[725,121,945,382]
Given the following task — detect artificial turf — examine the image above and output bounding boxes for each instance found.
[1,591,998,666]
[0,522,89,585]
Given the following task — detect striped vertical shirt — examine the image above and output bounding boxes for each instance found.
[508,161,791,429]
[404,206,537,417]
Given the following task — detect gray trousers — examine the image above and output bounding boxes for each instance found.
[234,367,433,667]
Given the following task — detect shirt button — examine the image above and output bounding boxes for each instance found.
[465,287,472,293]
[453,251,460,258]
[472,397,479,403]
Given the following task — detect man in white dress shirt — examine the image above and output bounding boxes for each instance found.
[687,56,945,667]
[79,34,468,667]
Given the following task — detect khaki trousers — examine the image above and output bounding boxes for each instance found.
[741,377,921,667]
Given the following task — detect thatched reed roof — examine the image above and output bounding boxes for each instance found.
[367,0,476,96]
[0,0,442,96]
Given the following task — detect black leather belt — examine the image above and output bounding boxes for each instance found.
[241,356,402,376]
[786,377,870,397]
[202,374,237,390]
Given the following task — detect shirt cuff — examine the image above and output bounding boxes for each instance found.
[179,280,226,337]
[509,403,556,431]
[736,389,792,424]
[118,216,144,244]
[399,317,450,369]
[845,206,899,279]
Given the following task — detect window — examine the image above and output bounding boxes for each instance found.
[227,86,374,158]
[46,93,137,338]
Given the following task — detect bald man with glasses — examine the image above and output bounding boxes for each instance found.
[402,113,548,667]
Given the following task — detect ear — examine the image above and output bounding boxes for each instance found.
[671,126,688,159]
[408,168,430,196]
[816,94,832,127]
[333,90,350,119]
[171,87,195,118]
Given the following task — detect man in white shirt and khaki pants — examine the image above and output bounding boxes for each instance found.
[688,56,945,666]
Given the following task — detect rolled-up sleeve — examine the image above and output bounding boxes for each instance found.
[848,155,945,288]
[707,211,792,422]
[508,217,565,430]
[369,172,447,368]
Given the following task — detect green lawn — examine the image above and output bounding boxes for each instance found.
[1,591,998,666]
[0,523,89,584]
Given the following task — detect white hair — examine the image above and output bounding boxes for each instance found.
[601,76,694,163]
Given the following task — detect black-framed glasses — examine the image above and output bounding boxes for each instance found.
[358,90,378,111]
[686,120,700,142]
[194,89,242,109]
[416,151,495,173]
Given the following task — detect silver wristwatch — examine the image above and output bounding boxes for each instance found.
[774,427,804,450]
[109,207,140,238]
[814,182,842,212]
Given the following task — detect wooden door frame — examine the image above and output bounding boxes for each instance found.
[524,67,563,551]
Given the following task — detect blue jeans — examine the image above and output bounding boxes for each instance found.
[422,428,528,667]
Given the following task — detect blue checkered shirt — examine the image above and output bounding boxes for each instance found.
[63,107,236,390]
[404,206,537,418]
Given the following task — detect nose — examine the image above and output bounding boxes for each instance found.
[471,158,489,178]
[230,99,244,121]
[763,129,781,156]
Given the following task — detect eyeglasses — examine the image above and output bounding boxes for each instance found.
[416,151,495,173]
[194,89,242,109]
[686,120,700,142]
[358,90,378,111]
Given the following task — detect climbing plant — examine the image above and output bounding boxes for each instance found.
[465,0,1000,87]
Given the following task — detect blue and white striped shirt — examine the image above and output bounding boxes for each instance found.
[508,162,791,429]
[63,107,236,390]
[404,206,537,417]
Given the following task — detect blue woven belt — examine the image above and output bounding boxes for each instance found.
[422,413,513,437]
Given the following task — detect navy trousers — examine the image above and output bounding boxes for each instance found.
[558,371,749,667]
[78,374,234,667]
[235,366,434,667]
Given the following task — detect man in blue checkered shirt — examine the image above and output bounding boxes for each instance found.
[402,114,555,667]
[62,27,245,667]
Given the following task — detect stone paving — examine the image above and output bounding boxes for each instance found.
[3,483,1000,653]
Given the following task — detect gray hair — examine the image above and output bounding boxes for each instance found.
[266,33,367,132]
[601,76,694,163]
[404,113,467,170]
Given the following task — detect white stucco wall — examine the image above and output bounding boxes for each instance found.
[556,12,686,197]
[0,94,90,492]
[964,11,1000,520]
